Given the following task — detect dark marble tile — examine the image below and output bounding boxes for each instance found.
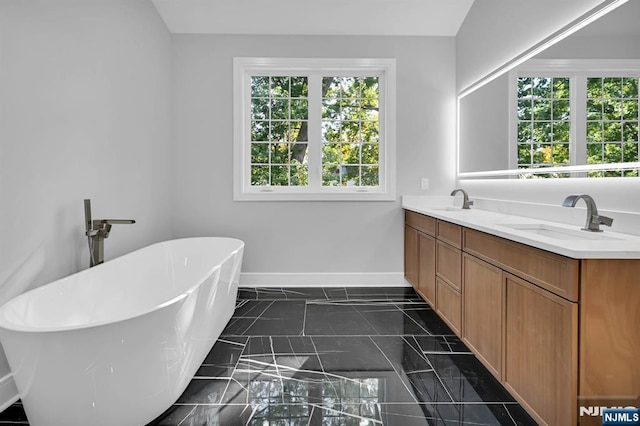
[304,303,381,335]
[196,336,248,378]
[222,300,305,336]
[346,286,421,300]
[237,287,331,300]
[0,403,28,424]
[370,336,453,404]
[504,403,538,425]
[324,287,349,300]
[427,354,516,403]
[312,336,394,372]
[150,404,255,426]
[176,378,247,405]
[238,336,324,379]
[400,304,455,336]
[354,303,435,335]
[379,402,535,425]
[147,404,195,425]
[414,335,472,354]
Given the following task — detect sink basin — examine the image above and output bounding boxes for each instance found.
[497,223,621,241]
[429,206,467,212]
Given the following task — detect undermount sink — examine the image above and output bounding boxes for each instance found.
[497,223,621,241]
[429,206,467,212]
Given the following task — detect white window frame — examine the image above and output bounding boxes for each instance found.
[233,57,396,201]
[509,59,640,174]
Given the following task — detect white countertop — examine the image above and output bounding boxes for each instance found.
[402,196,640,259]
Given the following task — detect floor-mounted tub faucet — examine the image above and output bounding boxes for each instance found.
[450,189,473,209]
[562,194,613,232]
[84,199,135,267]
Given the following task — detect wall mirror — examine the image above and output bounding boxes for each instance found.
[458,0,640,178]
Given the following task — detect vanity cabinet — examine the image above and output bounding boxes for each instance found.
[404,211,436,307]
[403,209,640,426]
[503,273,578,426]
[435,220,463,334]
[462,253,503,379]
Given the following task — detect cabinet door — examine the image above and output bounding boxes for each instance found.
[436,277,461,335]
[462,254,503,379]
[404,225,419,288]
[503,273,578,426]
[418,232,436,307]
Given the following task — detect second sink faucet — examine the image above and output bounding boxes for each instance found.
[450,189,473,209]
[562,194,613,232]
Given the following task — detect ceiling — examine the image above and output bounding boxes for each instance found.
[151,0,476,36]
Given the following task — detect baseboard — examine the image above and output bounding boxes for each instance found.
[239,272,409,287]
[0,373,18,412]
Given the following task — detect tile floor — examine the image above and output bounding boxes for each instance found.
[0,287,537,425]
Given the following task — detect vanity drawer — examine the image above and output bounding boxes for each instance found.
[405,210,436,236]
[463,228,579,301]
[436,240,462,291]
[436,277,461,335]
[437,220,462,248]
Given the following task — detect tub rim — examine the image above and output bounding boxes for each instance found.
[0,237,244,334]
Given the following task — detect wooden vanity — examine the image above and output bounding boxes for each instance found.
[404,209,640,426]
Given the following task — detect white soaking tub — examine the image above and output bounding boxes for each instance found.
[0,237,244,426]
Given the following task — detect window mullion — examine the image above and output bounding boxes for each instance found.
[307,74,322,189]
[573,75,587,168]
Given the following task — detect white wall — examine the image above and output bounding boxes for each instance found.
[0,0,173,392]
[456,0,608,92]
[171,35,457,279]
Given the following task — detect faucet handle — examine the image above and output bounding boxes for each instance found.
[596,215,613,227]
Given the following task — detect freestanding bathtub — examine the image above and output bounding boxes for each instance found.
[0,237,244,426]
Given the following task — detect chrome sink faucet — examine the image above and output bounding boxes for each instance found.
[84,199,135,267]
[562,194,613,232]
[450,189,474,209]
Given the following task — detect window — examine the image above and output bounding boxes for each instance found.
[234,58,396,200]
[511,60,640,178]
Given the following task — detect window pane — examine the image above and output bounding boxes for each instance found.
[587,99,602,120]
[623,77,638,98]
[321,75,380,186]
[362,144,378,164]
[517,76,570,171]
[322,165,340,186]
[251,143,269,163]
[291,99,308,120]
[270,98,289,120]
[587,78,602,98]
[603,78,623,98]
[362,166,379,186]
[322,143,340,164]
[587,122,603,142]
[290,77,308,97]
[290,164,308,186]
[271,76,290,97]
[623,142,638,162]
[251,76,269,97]
[248,74,311,188]
[586,76,639,173]
[251,165,269,185]
[251,97,269,120]
[271,165,289,185]
[251,121,269,141]
[289,121,307,142]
